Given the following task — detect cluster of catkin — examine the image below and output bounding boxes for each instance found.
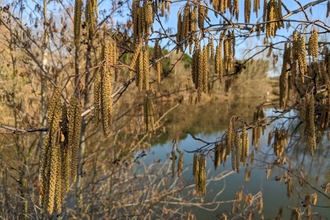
[94,40,117,137]
[272,128,288,158]
[191,45,209,101]
[265,0,284,38]
[193,154,206,201]
[251,107,265,147]
[135,47,150,91]
[132,0,154,43]
[224,31,235,73]
[176,3,199,52]
[292,31,307,82]
[213,142,229,170]
[171,150,184,178]
[154,40,162,83]
[210,0,259,22]
[227,119,249,173]
[39,89,82,214]
[144,96,155,132]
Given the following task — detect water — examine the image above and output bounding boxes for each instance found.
[140,99,330,219]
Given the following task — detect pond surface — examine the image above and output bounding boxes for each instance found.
[140,98,330,219]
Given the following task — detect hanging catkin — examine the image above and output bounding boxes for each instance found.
[74,0,82,47]
[308,29,318,61]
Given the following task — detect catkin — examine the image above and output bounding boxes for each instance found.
[85,0,97,37]
[68,96,81,183]
[74,0,82,47]
[190,6,197,33]
[197,48,203,101]
[241,125,247,165]
[235,131,240,173]
[129,41,143,79]
[100,41,115,137]
[308,29,318,61]
[46,143,60,214]
[298,35,307,82]
[234,0,239,20]
[138,51,144,91]
[143,49,150,91]
[306,96,316,156]
[198,5,205,30]
[244,0,251,23]
[93,71,101,126]
[154,40,162,83]
[253,0,260,18]
[202,46,208,93]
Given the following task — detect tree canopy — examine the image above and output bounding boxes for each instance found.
[0,0,329,219]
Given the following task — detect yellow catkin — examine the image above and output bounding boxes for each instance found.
[74,0,82,47]
[209,39,214,60]
[101,41,115,137]
[147,96,155,131]
[183,4,190,44]
[253,0,260,18]
[46,143,60,214]
[234,0,239,20]
[241,125,247,165]
[154,40,162,83]
[190,6,197,32]
[138,51,144,91]
[40,89,62,210]
[143,48,150,91]
[197,48,203,101]
[193,153,199,178]
[68,96,82,183]
[191,50,197,87]
[245,168,251,182]
[308,29,318,61]
[219,39,224,82]
[93,71,101,126]
[307,96,316,156]
[198,5,205,30]
[311,193,317,205]
[198,155,206,197]
[85,0,98,37]
[244,0,251,23]
[47,89,61,126]
[39,132,51,206]
[202,46,208,93]
[235,131,240,173]
[258,196,263,213]
[144,96,148,132]
[55,143,63,213]
[129,41,143,79]
[176,12,183,52]
[298,36,307,80]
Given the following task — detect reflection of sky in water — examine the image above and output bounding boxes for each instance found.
[140,108,330,219]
